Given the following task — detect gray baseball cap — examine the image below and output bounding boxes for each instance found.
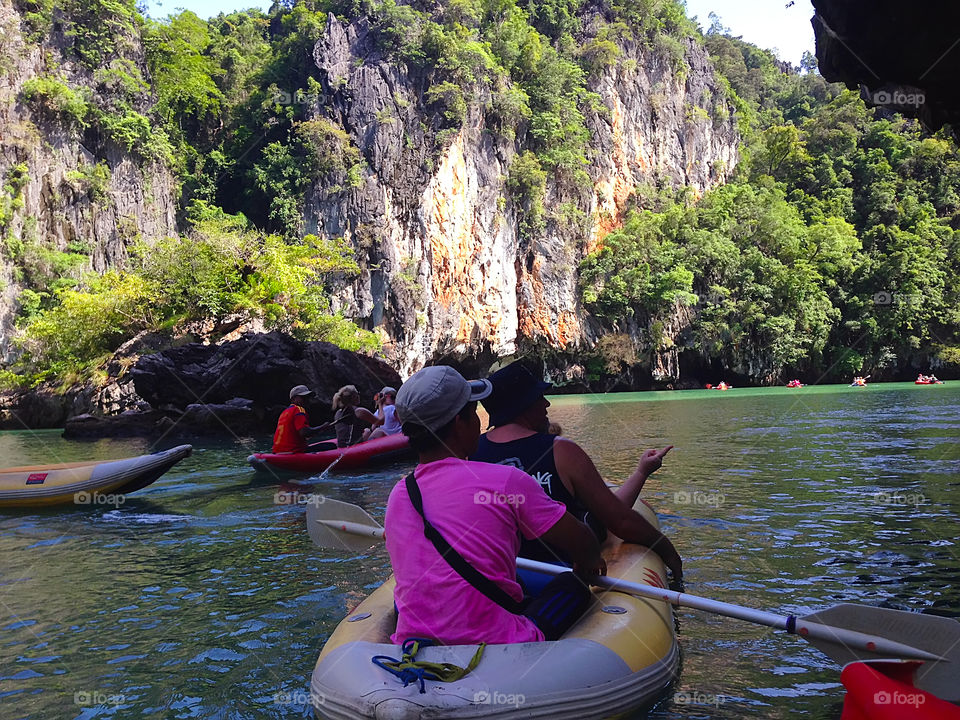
[395,366,492,432]
[289,384,314,400]
[379,386,397,397]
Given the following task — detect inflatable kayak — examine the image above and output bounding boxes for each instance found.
[915,380,943,385]
[249,433,412,474]
[0,445,192,508]
[840,660,960,720]
[310,501,677,719]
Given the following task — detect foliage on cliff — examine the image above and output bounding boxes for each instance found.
[4,0,380,387]
[4,204,376,388]
[581,33,960,380]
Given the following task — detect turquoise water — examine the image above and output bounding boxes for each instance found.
[1,382,958,718]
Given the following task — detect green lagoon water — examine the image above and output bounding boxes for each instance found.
[1,382,958,718]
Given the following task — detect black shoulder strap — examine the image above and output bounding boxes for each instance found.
[404,472,523,615]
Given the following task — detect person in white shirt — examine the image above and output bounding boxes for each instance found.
[369,386,402,439]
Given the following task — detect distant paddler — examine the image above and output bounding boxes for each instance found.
[272,385,333,453]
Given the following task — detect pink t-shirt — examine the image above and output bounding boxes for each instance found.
[385,457,567,645]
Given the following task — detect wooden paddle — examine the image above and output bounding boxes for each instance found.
[305,498,960,702]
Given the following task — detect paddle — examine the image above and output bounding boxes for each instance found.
[305,498,960,702]
[306,440,337,452]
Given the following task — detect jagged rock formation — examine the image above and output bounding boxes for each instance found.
[307,12,739,378]
[0,331,401,436]
[0,0,178,353]
[812,0,960,133]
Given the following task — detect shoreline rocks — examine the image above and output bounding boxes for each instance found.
[2,332,401,438]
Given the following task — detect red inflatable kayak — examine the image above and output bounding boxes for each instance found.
[248,433,412,473]
[840,661,960,720]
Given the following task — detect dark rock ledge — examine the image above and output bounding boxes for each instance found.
[0,332,401,439]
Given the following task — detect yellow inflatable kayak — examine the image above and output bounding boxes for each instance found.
[310,501,677,719]
[0,444,192,508]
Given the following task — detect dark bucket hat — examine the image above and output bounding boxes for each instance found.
[481,361,552,427]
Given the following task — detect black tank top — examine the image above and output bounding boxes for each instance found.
[334,407,364,447]
[472,433,607,562]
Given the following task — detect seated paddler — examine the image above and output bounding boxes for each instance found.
[272,385,332,453]
[471,361,683,580]
[384,365,606,644]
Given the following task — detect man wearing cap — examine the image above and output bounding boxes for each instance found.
[272,385,332,453]
[472,361,683,580]
[385,365,606,645]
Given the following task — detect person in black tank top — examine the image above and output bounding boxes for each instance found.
[473,432,607,562]
[472,361,683,579]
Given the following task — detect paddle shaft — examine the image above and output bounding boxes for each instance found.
[318,520,942,662]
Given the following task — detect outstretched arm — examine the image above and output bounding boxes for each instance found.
[298,420,332,439]
[615,445,673,508]
[553,438,683,579]
[354,407,381,427]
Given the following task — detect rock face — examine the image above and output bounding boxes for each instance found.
[67,332,401,437]
[1,332,401,437]
[130,331,401,422]
[812,0,960,133]
[0,0,178,353]
[307,13,740,378]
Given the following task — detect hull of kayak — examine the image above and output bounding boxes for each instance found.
[0,445,192,508]
[248,434,412,474]
[310,502,678,720]
[840,661,960,720]
[914,381,943,385]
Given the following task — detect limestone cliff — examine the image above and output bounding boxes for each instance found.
[0,0,178,354]
[307,12,740,377]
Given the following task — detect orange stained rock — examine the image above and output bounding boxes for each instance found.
[517,258,580,348]
[588,92,641,254]
[425,134,503,346]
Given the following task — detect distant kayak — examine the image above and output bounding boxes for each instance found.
[786,380,804,388]
[248,433,412,474]
[915,380,943,385]
[0,445,192,508]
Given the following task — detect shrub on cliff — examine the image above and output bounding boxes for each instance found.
[4,207,378,388]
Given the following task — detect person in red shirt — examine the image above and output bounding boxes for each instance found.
[272,385,332,453]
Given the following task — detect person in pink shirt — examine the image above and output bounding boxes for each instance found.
[385,365,605,645]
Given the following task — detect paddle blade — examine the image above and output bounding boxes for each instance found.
[803,603,960,702]
[305,497,384,553]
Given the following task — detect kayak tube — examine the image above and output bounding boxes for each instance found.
[0,445,192,508]
[840,660,960,720]
[249,433,413,474]
[310,501,677,719]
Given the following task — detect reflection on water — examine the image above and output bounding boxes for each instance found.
[1,382,958,719]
